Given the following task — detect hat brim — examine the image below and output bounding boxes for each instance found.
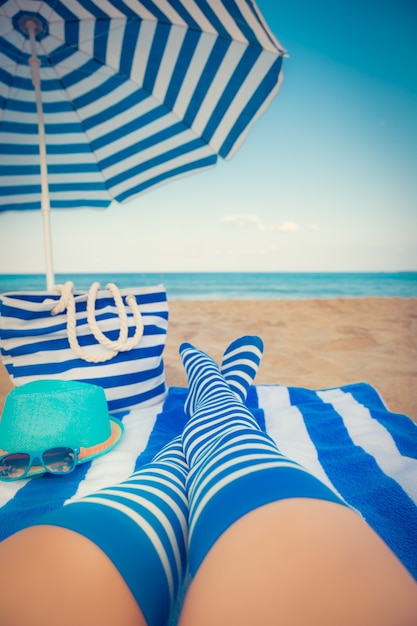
[0,416,124,479]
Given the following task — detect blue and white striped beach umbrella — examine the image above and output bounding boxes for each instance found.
[0,0,285,286]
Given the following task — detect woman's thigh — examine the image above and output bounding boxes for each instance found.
[179,498,417,626]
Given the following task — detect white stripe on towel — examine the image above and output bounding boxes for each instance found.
[66,405,160,502]
[257,385,345,502]
[318,389,417,505]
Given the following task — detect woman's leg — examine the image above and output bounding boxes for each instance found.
[181,499,417,626]
[0,436,189,626]
[0,337,263,626]
[178,340,417,626]
[0,524,145,626]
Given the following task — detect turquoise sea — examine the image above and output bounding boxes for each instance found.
[0,272,416,300]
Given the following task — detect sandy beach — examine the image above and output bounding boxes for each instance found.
[1,297,416,422]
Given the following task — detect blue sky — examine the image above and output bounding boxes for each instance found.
[1,0,416,275]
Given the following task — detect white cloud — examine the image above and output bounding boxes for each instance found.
[277,220,299,232]
[222,214,267,231]
[222,214,302,234]
[310,223,319,232]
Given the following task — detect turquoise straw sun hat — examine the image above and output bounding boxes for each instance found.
[0,379,124,477]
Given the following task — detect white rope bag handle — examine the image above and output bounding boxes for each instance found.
[51,282,144,363]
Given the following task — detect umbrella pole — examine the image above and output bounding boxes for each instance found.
[27,20,55,290]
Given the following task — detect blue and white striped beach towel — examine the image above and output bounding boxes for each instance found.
[0,383,416,580]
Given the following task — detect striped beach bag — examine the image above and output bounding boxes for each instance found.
[0,282,169,413]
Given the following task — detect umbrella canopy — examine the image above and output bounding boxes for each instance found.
[0,0,285,287]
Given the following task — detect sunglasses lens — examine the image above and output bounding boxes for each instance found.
[0,453,31,479]
[42,447,76,474]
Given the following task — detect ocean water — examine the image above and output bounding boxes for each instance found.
[0,272,416,300]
